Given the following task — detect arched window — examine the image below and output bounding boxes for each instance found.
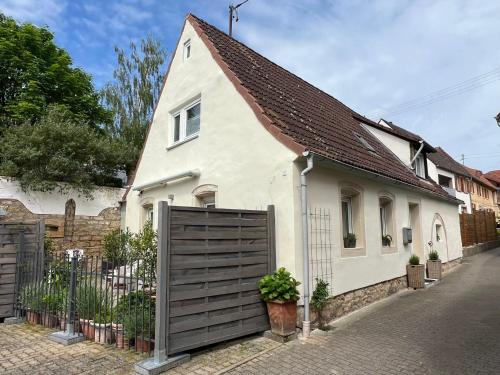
[379,193,396,253]
[192,184,218,208]
[340,183,365,257]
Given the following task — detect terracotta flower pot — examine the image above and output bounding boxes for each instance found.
[26,310,40,325]
[406,264,425,289]
[41,313,59,328]
[93,322,113,344]
[135,336,154,353]
[80,319,95,339]
[266,300,297,336]
[427,260,442,279]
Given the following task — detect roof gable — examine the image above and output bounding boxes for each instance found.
[188,14,451,200]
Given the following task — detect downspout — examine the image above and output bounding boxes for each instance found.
[300,151,314,338]
[410,140,424,169]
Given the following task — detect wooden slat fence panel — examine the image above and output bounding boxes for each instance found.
[0,220,44,319]
[460,211,497,247]
[161,205,276,356]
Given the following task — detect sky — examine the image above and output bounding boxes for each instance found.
[1,0,499,172]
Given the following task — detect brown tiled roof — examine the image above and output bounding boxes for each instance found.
[189,14,454,201]
[465,166,497,190]
[427,147,471,177]
[484,170,500,186]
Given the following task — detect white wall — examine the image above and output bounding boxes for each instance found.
[0,177,124,216]
[301,164,463,297]
[125,20,299,275]
[362,124,412,166]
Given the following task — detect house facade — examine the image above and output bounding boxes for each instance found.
[466,167,499,217]
[484,170,500,223]
[427,147,473,213]
[124,15,463,300]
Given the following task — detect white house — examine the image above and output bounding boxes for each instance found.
[426,147,473,213]
[124,14,463,311]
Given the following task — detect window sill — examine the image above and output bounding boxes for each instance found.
[341,246,365,258]
[381,246,398,255]
[166,134,199,151]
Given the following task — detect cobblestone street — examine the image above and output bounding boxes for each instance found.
[1,248,500,374]
[228,248,500,375]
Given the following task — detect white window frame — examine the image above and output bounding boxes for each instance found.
[415,154,425,178]
[341,196,353,237]
[170,99,201,146]
[183,39,191,61]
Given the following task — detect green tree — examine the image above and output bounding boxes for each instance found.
[101,36,167,172]
[0,13,111,130]
[0,105,127,196]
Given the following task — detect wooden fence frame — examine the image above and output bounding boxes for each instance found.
[459,210,497,247]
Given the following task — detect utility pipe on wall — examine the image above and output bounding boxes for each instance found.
[300,151,314,338]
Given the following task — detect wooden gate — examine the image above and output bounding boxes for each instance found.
[158,204,276,355]
[0,221,44,319]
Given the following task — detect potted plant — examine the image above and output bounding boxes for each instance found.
[382,234,392,247]
[19,285,41,324]
[102,229,131,272]
[93,311,113,344]
[40,292,62,328]
[258,267,300,337]
[406,254,425,289]
[343,233,356,248]
[122,292,156,352]
[76,283,109,340]
[311,278,330,330]
[427,250,442,279]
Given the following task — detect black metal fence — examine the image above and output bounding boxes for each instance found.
[15,251,156,354]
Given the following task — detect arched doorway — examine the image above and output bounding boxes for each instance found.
[430,213,449,262]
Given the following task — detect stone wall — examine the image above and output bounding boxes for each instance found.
[462,238,500,258]
[0,199,120,256]
[298,275,408,328]
[442,257,462,273]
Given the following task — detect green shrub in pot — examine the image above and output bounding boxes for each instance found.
[428,250,439,261]
[409,254,420,265]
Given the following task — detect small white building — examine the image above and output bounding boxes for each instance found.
[124,14,463,301]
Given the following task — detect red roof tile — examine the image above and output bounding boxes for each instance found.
[465,166,497,190]
[188,14,453,201]
[427,147,471,177]
[484,170,500,186]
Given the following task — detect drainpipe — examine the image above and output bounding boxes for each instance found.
[410,140,424,169]
[300,151,314,338]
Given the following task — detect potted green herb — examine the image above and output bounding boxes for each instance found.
[122,294,156,353]
[93,310,112,344]
[19,284,41,324]
[382,234,392,247]
[76,283,109,340]
[427,250,442,279]
[311,278,330,330]
[343,233,356,248]
[258,267,300,337]
[406,254,425,289]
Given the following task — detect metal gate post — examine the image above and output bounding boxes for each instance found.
[48,256,84,345]
[135,202,190,375]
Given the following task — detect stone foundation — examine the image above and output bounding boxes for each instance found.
[442,257,462,274]
[298,275,408,328]
[0,199,120,256]
[462,239,500,258]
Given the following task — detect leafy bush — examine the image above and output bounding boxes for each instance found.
[130,221,157,281]
[103,229,132,265]
[344,233,356,248]
[409,254,420,265]
[76,283,110,320]
[44,235,56,257]
[428,250,439,261]
[121,292,156,339]
[311,279,329,311]
[19,283,66,313]
[113,291,155,324]
[258,267,300,302]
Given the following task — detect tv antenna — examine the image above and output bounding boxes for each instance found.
[228,0,249,37]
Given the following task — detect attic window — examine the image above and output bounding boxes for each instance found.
[183,40,191,61]
[353,132,376,154]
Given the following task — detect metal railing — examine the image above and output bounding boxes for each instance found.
[15,252,156,354]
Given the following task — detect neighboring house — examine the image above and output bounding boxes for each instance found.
[484,170,500,223]
[427,147,473,213]
[124,14,463,301]
[465,167,499,217]
[0,177,125,255]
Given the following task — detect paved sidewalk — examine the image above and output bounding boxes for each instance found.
[228,248,500,375]
[0,323,280,374]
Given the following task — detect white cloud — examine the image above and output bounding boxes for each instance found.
[0,0,66,26]
[228,0,500,171]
